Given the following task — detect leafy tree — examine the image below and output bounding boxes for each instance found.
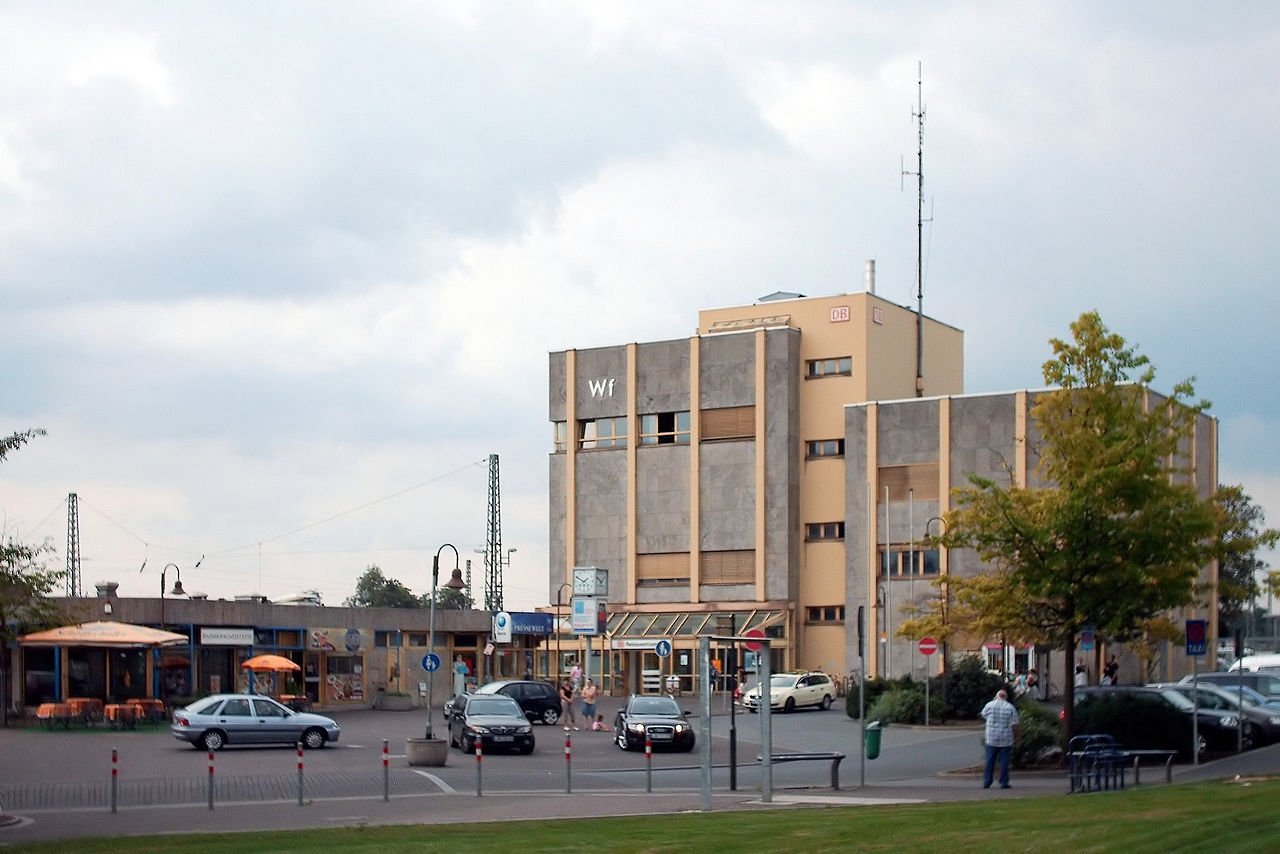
[344,565,421,609]
[1212,485,1279,637]
[901,312,1218,738]
[1,429,66,725]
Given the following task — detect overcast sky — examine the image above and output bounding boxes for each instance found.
[3,2,1278,614]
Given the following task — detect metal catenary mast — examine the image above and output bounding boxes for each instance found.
[483,453,503,611]
[901,63,930,397]
[66,492,82,597]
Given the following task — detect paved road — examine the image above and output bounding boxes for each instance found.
[2,698,1274,847]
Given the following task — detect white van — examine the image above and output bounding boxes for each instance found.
[1226,653,1280,673]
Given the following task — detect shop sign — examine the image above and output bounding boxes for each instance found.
[200,627,253,646]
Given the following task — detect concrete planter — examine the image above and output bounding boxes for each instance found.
[405,737,448,767]
[377,693,415,711]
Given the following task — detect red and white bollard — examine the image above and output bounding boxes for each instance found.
[207,749,215,810]
[382,738,390,802]
[296,741,305,806]
[475,737,483,796]
[565,732,572,794]
[110,747,119,814]
[645,736,653,793]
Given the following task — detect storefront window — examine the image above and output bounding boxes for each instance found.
[324,656,365,702]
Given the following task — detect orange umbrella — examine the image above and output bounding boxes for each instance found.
[241,653,301,672]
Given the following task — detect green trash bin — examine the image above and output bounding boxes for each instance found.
[865,720,882,760]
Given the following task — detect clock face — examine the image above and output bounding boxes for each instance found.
[572,568,606,596]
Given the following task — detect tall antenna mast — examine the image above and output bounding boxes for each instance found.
[66,492,82,597]
[483,453,504,611]
[901,63,929,397]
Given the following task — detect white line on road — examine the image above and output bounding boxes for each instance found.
[411,769,456,793]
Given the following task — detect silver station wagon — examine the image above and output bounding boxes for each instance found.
[170,693,341,751]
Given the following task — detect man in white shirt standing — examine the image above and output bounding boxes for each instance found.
[980,689,1020,789]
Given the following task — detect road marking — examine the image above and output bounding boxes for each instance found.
[411,769,456,794]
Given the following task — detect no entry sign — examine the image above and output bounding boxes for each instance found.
[918,637,938,656]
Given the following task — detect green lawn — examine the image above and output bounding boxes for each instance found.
[19,779,1280,853]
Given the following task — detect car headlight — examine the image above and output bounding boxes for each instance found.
[628,723,645,734]
[1221,716,1239,728]
[518,725,532,734]
[471,725,490,734]
[674,723,686,733]
[1268,716,1280,726]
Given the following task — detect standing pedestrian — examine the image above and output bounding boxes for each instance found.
[1103,655,1119,686]
[569,661,582,692]
[580,677,599,725]
[559,678,578,731]
[980,689,1020,790]
[1074,661,1088,688]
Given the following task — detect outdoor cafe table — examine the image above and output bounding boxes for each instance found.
[132,698,167,721]
[65,697,104,723]
[103,703,138,728]
[36,702,74,728]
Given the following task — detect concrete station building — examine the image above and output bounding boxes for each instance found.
[549,282,1217,693]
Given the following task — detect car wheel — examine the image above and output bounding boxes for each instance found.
[1197,734,1207,755]
[616,731,629,750]
[541,706,560,726]
[784,697,796,714]
[302,728,326,750]
[819,694,833,711]
[200,730,225,751]
[461,732,473,753]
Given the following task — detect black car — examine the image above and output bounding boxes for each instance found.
[1074,686,1239,754]
[613,694,695,752]
[1150,682,1280,748]
[445,693,535,754]
[473,679,561,725]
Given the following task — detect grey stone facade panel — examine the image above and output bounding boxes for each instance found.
[950,394,1020,487]
[549,351,567,421]
[574,346,629,419]
[699,441,756,551]
[636,445,691,553]
[573,451,628,583]
[698,334,756,408]
[635,339,692,414]
[764,328,802,602]
[549,454,567,595]
[876,399,939,465]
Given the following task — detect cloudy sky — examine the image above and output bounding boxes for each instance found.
[3,2,1278,613]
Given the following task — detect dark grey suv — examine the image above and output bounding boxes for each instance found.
[473,679,561,725]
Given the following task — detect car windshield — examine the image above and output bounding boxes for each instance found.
[770,675,800,688]
[1158,689,1195,710]
[467,699,520,716]
[630,698,679,715]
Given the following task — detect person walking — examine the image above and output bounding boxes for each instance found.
[559,678,578,731]
[569,661,582,692]
[980,688,1020,790]
[580,678,599,727]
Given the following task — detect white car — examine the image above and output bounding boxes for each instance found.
[741,671,835,713]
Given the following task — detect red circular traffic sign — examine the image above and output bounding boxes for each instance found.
[918,637,938,656]
[744,628,765,652]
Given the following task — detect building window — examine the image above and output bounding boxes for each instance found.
[805,605,846,624]
[806,439,845,459]
[878,463,940,501]
[553,421,567,453]
[579,416,627,449]
[805,521,845,541]
[374,631,402,648]
[640,411,691,445]
[878,548,941,578]
[637,552,691,586]
[700,550,754,585]
[806,356,852,379]
[700,406,755,441]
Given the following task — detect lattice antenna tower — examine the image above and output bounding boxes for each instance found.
[66,492,82,597]
[483,453,504,611]
[900,62,932,397]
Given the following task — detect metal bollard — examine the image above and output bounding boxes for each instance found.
[207,749,215,810]
[110,748,118,814]
[382,739,390,802]
[565,732,572,794]
[645,737,652,793]
[475,738,483,796]
[297,741,305,806]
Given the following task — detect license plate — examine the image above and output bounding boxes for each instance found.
[493,735,514,742]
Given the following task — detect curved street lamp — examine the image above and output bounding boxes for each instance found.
[159,563,186,631]
[426,544,467,739]
[555,582,572,682]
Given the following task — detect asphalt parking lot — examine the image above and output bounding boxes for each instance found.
[4,696,1274,847]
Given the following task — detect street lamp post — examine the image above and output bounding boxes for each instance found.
[426,544,467,740]
[555,582,572,682]
[925,516,948,709]
[159,563,186,631]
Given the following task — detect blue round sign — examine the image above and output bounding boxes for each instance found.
[655,640,672,658]
[422,652,441,672]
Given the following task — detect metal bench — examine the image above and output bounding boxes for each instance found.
[758,752,847,790]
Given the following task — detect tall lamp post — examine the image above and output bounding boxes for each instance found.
[925,516,948,709]
[426,544,467,740]
[159,563,186,631]
[555,582,572,682]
